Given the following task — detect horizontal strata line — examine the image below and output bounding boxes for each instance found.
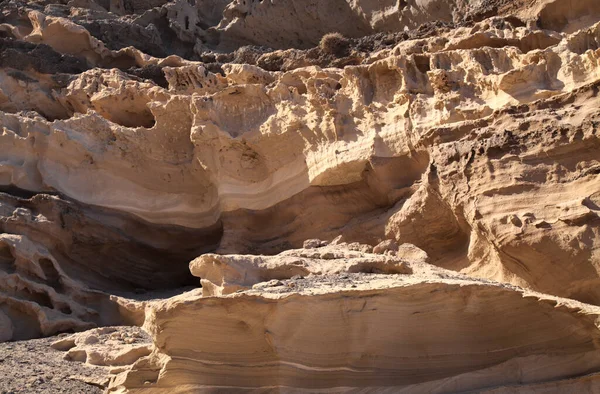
[168,336,585,370]
[157,371,600,391]
[171,357,376,372]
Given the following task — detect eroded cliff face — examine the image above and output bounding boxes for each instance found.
[0,0,600,393]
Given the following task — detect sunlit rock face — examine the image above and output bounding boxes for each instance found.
[1,0,600,392]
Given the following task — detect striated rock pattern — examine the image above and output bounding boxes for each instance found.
[116,262,600,393]
[0,0,599,392]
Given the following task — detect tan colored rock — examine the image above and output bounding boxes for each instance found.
[302,239,328,249]
[55,326,152,367]
[113,271,600,393]
[0,16,598,237]
[1,0,600,393]
[190,243,416,296]
[373,239,399,254]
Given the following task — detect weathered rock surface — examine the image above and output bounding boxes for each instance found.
[52,326,152,367]
[109,245,600,393]
[0,0,599,392]
[0,326,151,394]
[191,242,417,296]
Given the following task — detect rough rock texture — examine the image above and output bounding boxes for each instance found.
[190,242,417,296]
[0,326,150,393]
[109,243,600,393]
[0,0,600,393]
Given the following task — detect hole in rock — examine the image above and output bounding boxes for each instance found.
[504,16,526,28]
[0,243,16,273]
[125,65,168,88]
[39,258,64,292]
[59,305,72,315]
[100,107,156,128]
[414,54,431,74]
[22,288,54,309]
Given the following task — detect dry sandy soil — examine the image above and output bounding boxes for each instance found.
[0,335,104,394]
[0,326,152,393]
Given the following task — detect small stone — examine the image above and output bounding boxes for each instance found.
[373,239,399,254]
[83,335,99,345]
[265,279,283,287]
[330,235,345,245]
[253,279,285,289]
[303,239,325,249]
[509,214,522,227]
[51,338,76,351]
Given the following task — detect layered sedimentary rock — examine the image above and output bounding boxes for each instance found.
[190,241,420,296]
[108,243,600,393]
[0,0,600,392]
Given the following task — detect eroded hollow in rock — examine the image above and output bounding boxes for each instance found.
[0,190,222,294]
[38,258,63,292]
[101,107,156,129]
[0,244,15,273]
[2,0,600,392]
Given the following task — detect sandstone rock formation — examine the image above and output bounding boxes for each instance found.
[0,0,599,393]
[114,258,600,393]
[190,242,417,296]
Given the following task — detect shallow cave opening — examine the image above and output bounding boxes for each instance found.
[58,305,72,315]
[0,243,15,273]
[62,242,210,298]
[414,54,431,74]
[0,185,59,200]
[1,190,220,302]
[54,217,225,299]
[22,288,54,309]
[125,65,169,88]
[100,107,157,129]
[38,258,64,293]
